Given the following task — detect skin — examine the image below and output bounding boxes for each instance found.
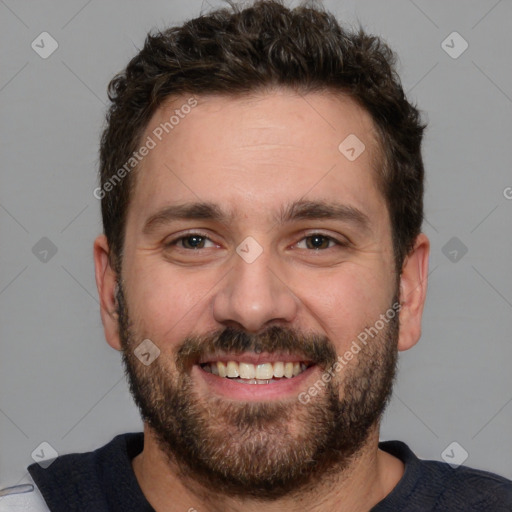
[94,89,430,511]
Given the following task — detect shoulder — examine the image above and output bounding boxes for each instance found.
[0,479,50,511]
[24,432,145,511]
[425,460,512,509]
[379,440,512,511]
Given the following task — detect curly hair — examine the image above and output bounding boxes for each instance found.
[98,0,426,273]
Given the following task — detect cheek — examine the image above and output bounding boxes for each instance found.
[292,264,393,345]
[126,260,218,338]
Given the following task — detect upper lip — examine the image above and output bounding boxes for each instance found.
[198,351,314,365]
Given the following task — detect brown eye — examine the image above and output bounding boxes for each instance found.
[305,234,332,250]
[165,233,216,250]
[181,235,207,249]
[296,234,341,250]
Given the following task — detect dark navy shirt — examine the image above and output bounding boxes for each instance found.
[27,432,512,511]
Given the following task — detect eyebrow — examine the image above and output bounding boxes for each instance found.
[277,200,371,232]
[143,202,229,234]
[142,199,372,235]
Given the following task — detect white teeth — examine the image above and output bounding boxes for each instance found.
[239,362,255,379]
[284,362,294,378]
[203,360,310,381]
[217,361,227,377]
[256,363,273,380]
[238,378,271,385]
[226,361,239,378]
[273,361,284,378]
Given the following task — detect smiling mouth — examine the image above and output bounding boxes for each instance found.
[200,360,312,384]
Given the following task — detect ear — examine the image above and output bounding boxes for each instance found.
[93,234,122,351]
[397,233,430,352]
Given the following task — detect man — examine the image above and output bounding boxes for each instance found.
[2,1,511,510]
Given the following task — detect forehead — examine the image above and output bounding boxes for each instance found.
[128,89,386,229]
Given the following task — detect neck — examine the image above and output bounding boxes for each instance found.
[132,424,404,512]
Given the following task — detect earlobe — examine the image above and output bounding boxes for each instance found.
[397,233,430,352]
[93,234,122,351]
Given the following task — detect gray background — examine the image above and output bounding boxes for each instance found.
[1,0,511,490]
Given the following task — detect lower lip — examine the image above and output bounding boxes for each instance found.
[193,364,319,401]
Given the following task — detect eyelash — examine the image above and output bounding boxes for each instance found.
[165,231,348,251]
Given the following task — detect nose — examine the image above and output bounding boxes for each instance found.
[212,246,299,333]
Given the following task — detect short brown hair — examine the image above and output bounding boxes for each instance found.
[99,0,426,273]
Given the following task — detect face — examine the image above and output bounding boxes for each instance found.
[107,90,405,498]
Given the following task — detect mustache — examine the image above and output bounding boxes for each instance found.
[175,325,338,371]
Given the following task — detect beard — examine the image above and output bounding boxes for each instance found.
[116,282,399,500]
